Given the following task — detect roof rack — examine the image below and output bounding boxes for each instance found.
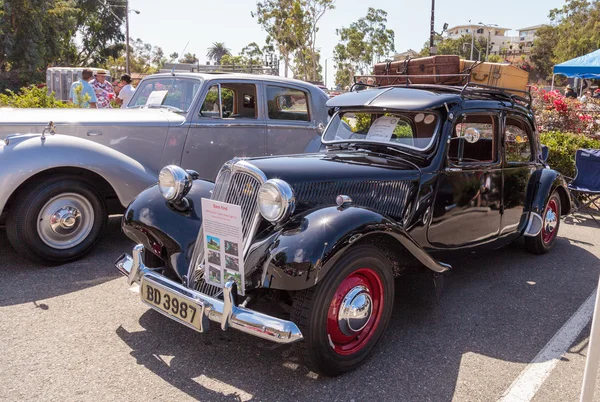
[351,71,533,110]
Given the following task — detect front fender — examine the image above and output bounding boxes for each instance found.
[0,134,158,215]
[122,180,215,281]
[257,206,450,291]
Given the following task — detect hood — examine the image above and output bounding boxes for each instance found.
[0,107,186,130]
[249,151,421,183]
[247,151,420,218]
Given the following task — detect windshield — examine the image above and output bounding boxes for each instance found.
[128,77,202,113]
[323,111,440,151]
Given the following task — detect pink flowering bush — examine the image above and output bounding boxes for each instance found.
[531,86,600,136]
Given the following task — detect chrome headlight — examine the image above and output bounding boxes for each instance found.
[257,179,295,223]
[158,165,193,201]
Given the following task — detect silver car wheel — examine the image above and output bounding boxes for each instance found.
[36,193,95,250]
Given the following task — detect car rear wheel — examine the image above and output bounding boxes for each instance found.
[291,245,394,376]
[6,176,107,264]
[525,191,561,255]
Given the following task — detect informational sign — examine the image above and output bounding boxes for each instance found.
[366,116,398,142]
[145,90,168,106]
[201,198,245,295]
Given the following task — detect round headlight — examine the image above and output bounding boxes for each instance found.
[257,179,295,223]
[158,165,192,201]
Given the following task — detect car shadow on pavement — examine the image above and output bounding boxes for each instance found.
[114,222,600,401]
[0,216,128,307]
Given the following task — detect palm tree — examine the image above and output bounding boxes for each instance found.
[206,42,231,65]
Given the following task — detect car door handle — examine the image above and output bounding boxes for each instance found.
[86,131,102,136]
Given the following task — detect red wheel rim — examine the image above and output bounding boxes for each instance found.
[326,268,384,356]
[542,198,559,244]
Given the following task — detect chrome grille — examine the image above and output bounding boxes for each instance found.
[293,180,414,220]
[187,160,266,293]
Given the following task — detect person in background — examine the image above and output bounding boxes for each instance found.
[91,70,115,108]
[564,85,577,99]
[115,74,135,109]
[354,77,367,91]
[69,69,97,108]
[366,77,375,88]
[580,90,592,103]
[594,88,600,99]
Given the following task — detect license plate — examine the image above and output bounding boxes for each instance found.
[140,278,204,331]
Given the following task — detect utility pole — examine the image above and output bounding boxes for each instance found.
[486,30,491,62]
[125,0,130,74]
[470,19,475,60]
[429,0,436,55]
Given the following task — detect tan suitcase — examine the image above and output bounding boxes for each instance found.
[460,60,529,93]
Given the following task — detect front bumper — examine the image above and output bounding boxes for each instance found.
[115,244,303,344]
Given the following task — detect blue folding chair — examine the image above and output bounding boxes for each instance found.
[568,149,600,227]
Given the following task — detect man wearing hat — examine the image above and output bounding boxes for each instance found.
[565,84,577,99]
[91,70,116,108]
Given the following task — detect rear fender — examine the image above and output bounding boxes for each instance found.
[523,168,571,236]
[0,134,158,216]
[255,206,451,291]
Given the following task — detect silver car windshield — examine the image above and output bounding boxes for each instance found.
[322,111,440,151]
[128,77,202,113]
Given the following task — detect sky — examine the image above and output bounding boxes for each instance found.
[127,0,565,87]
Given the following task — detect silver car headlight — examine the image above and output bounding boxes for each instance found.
[158,165,193,201]
[257,179,295,223]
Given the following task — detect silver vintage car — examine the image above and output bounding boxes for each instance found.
[0,73,329,264]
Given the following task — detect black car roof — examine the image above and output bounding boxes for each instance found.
[326,87,462,111]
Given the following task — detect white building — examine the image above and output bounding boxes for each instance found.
[445,24,513,55]
[514,24,545,54]
[444,23,546,58]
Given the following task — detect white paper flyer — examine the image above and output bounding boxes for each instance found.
[366,116,398,142]
[201,198,245,295]
[145,90,168,106]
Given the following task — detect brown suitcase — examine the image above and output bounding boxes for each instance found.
[374,55,462,86]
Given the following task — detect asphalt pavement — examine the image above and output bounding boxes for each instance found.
[1,215,600,402]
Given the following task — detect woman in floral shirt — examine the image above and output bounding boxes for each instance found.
[91,70,116,109]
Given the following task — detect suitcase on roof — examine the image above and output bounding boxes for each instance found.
[373,55,462,86]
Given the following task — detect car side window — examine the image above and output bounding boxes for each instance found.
[505,117,532,163]
[266,85,310,122]
[199,83,257,119]
[448,114,497,164]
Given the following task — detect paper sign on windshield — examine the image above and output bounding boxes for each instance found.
[145,90,168,106]
[201,198,245,295]
[366,116,398,142]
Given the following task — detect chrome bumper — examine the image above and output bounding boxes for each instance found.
[115,244,303,344]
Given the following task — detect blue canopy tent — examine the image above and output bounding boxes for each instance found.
[552,49,600,91]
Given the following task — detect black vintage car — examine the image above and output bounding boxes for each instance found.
[115,83,571,376]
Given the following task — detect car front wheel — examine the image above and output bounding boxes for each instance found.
[525,191,561,255]
[291,245,394,376]
[6,176,107,264]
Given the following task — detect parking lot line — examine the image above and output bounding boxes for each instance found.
[498,289,596,402]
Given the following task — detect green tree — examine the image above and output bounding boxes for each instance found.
[206,42,231,65]
[179,52,198,64]
[103,38,166,75]
[333,8,395,87]
[253,0,332,80]
[0,0,127,70]
[531,0,600,80]
[0,0,79,71]
[418,34,489,59]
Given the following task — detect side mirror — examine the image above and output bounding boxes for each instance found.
[541,144,549,163]
[317,122,325,135]
[461,127,480,143]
